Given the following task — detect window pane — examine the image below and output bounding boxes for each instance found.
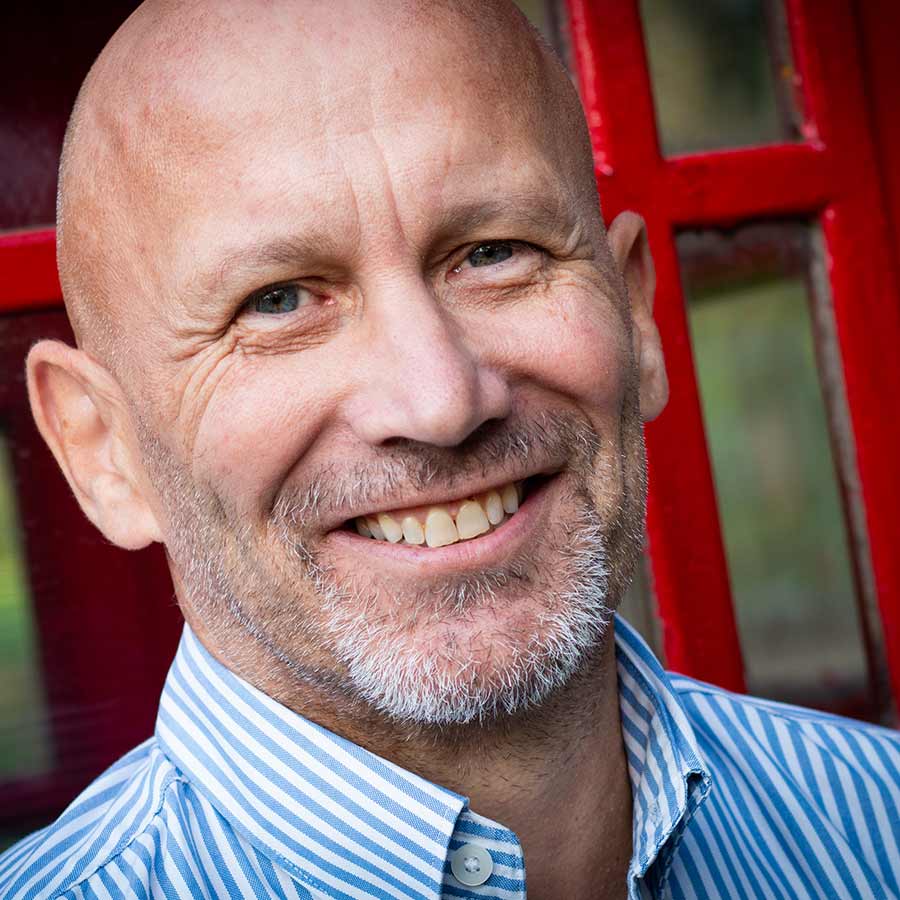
[513,0,570,69]
[640,0,800,155]
[0,4,143,229]
[681,223,881,720]
[618,551,664,662]
[514,0,550,35]
[0,434,51,779]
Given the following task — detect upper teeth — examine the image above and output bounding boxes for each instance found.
[356,481,522,547]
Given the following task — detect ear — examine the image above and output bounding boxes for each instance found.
[606,211,669,421]
[26,340,163,549]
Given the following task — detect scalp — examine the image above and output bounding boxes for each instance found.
[57,0,596,377]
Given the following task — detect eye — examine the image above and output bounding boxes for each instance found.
[246,283,310,315]
[450,240,540,277]
[464,241,514,268]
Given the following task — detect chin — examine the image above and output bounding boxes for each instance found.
[339,609,612,727]
[325,526,614,727]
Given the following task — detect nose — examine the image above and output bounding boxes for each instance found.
[344,278,511,448]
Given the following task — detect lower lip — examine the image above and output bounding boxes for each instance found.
[326,476,557,572]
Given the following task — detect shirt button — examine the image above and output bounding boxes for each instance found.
[450,843,493,887]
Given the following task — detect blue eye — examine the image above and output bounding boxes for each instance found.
[251,284,303,314]
[466,242,514,267]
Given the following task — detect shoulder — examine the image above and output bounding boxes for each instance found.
[670,670,900,771]
[0,738,184,900]
[664,675,900,897]
[672,673,900,856]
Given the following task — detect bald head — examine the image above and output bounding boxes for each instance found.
[34,0,668,738]
[56,0,595,377]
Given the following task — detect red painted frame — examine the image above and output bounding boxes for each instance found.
[0,229,60,311]
[565,0,900,704]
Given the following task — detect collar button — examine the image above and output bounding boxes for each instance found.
[450,843,494,887]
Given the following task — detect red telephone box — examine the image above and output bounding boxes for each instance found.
[1,0,899,837]
[564,0,900,715]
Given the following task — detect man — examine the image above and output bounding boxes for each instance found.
[1,1,899,897]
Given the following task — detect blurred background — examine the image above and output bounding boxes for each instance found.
[1,0,897,850]
[519,0,890,720]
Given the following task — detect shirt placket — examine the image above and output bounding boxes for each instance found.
[441,809,526,899]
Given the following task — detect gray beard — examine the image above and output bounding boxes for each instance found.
[142,408,640,729]
[295,499,613,726]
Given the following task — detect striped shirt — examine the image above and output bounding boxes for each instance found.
[2,615,899,899]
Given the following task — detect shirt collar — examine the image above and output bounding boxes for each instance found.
[155,627,525,899]
[614,616,712,896]
[155,617,709,899]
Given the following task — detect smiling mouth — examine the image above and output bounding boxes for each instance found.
[346,475,551,549]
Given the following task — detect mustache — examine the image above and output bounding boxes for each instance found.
[272,409,601,528]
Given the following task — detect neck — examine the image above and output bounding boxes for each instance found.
[376,636,634,900]
[189,600,634,900]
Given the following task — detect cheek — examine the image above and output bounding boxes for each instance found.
[189,354,339,513]
[486,291,633,412]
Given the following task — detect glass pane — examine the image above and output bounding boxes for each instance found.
[640,0,800,156]
[513,0,571,70]
[0,3,143,230]
[681,223,880,720]
[0,434,51,778]
[618,551,664,662]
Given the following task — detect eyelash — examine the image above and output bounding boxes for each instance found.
[242,282,317,317]
[449,240,540,274]
[239,240,542,318]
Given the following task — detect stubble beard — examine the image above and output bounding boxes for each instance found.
[140,408,646,730]
[296,492,614,727]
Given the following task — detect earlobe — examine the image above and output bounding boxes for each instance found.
[26,340,163,549]
[606,211,670,421]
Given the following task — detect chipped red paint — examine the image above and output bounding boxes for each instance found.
[566,0,900,706]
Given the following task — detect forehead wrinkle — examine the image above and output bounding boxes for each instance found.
[433,194,579,241]
[191,189,586,310]
[189,232,353,306]
[57,0,598,372]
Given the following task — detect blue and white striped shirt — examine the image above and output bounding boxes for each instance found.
[2,616,899,899]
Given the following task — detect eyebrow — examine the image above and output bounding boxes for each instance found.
[192,231,344,302]
[190,191,580,305]
[432,194,578,241]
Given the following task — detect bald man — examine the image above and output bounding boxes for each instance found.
[3,2,900,899]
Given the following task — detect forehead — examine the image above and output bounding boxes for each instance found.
[167,43,563,181]
[109,3,590,300]
[180,100,567,242]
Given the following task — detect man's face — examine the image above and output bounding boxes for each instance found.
[108,10,658,726]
